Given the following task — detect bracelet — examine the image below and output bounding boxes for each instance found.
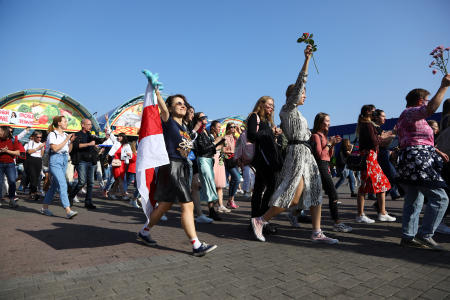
[326,144,332,148]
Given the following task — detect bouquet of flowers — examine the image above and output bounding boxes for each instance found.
[297,32,319,74]
[429,45,449,75]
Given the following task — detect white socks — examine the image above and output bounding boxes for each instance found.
[191,237,202,249]
[140,227,150,236]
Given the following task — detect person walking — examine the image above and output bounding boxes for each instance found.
[193,112,225,221]
[0,126,21,208]
[396,75,450,250]
[41,116,78,218]
[311,113,352,232]
[210,120,231,213]
[247,96,283,234]
[124,141,141,208]
[24,131,45,201]
[251,45,338,244]
[69,119,103,209]
[334,138,357,197]
[223,122,242,209]
[355,105,396,223]
[137,90,217,256]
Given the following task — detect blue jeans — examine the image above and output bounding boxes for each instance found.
[0,162,17,200]
[125,172,139,198]
[401,184,449,239]
[335,166,356,193]
[227,167,241,198]
[44,153,70,208]
[104,165,115,191]
[378,148,400,197]
[70,161,95,203]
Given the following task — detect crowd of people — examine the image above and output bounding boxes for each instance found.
[1,45,450,256]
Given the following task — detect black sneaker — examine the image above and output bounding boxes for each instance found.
[193,243,217,257]
[136,232,157,246]
[263,223,277,234]
[400,238,429,249]
[350,192,358,198]
[416,236,445,251]
[85,203,97,209]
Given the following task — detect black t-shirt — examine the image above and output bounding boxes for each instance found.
[162,117,192,160]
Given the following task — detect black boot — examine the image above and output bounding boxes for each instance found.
[209,207,222,221]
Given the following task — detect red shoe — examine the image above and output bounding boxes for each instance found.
[227,200,239,209]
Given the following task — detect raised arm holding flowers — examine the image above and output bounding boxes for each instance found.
[297,32,319,74]
[429,45,449,75]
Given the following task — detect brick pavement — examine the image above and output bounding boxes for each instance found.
[0,187,449,299]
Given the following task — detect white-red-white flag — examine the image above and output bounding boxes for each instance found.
[136,71,169,227]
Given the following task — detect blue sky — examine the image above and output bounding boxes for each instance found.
[1,0,449,127]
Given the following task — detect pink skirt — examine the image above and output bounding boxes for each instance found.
[213,152,226,188]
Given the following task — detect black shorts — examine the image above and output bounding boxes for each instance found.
[154,158,193,203]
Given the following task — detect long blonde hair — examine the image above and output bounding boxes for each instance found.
[248,96,275,126]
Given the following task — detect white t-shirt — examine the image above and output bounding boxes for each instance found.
[48,131,70,153]
[24,141,44,158]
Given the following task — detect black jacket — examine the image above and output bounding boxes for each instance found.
[194,132,216,158]
[70,131,103,165]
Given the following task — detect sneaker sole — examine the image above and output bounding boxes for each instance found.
[136,235,157,246]
[193,244,217,257]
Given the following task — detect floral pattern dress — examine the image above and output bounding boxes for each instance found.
[359,149,391,194]
[270,71,323,209]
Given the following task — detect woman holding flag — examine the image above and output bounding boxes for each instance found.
[136,70,217,257]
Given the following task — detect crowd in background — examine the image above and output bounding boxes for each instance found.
[1,46,450,255]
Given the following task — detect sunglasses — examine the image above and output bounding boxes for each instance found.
[175,101,185,106]
[229,126,236,128]
[200,116,208,120]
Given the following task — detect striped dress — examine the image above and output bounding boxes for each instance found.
[270,71,323,209]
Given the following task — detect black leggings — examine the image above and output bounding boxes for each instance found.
[24,157,42,193]
[251,163,276,218]
[317,160,339,222]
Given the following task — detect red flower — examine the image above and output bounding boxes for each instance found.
[303,32,309,38]
[432,70,437,75]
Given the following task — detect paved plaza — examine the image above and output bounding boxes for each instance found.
[0,187,449,300]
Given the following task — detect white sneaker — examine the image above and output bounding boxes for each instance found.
[218,205,231,213]
[311,231,339,244]
[195,214,213,223]
[129,199,141,209]
[81,188,87,194]
[73,195,80,203]
[378,213,396,222]
[356,214,375,224]
[243,192,252,198]
[436,222,450,234]
[286,212,301,228]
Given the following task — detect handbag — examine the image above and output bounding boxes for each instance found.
[346,154,367,171]
[234,114,260,165]
[111,158,122,167]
